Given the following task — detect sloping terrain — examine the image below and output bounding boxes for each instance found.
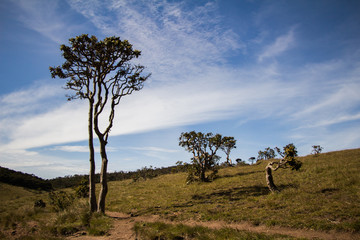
[1,148,359,239]
[106,148,360,233]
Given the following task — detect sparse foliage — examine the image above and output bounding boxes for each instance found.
[221,137,237,166]
[48,191,75,212]
[74,178,89,198]
[235,158,247,166]
[249,157,256,165]
[257,147,276,160]
[274,144,302,171]
[266,143,302,192]
[179,131,233,183]
[312,145,323,156]
[50,34,150,213]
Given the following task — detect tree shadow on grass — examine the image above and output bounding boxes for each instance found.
[191,184,297,202]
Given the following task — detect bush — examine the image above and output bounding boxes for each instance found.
[34,199,46,208]
[48,191,75,212]
[74,178,89,198]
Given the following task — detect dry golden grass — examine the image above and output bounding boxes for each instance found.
[107,148,360,232]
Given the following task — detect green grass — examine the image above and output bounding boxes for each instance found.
[134,222,304,240]
[1,148,359,239]
[0,184,111,239]
[107,148,360,232]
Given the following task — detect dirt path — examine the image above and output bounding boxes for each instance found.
[68,211,360,240]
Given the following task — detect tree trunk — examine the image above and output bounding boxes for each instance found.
[200,168,206,182]
[97,140,108,213]
[226,156,232,166]
[88,100,97,212]
[199,159,206,182]
[266,162,278,192]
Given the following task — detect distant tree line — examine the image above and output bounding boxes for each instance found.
[49,165,184,189]
[0,164,189,191]
[0,166,53,191]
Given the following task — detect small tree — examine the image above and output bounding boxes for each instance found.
[50,34,150,213]
[179,131,229,183]
[257,147,276,160]
[235,158,245,165]
[266,143,302,192]
[221,136,237,166]
[249,157,256,165]
[312,145,323,156]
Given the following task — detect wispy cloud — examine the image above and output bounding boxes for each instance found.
[290,59,360,129]
[258,27,296,62]
[0,64,296,153]
[50,145,117,153]
[0,147,88,179]
[11,0,84,44]
[1,0,360,178]
[67,0,244,80]
[122,146,179,153]
[0,81,64,117]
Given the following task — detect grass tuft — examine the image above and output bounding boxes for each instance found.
[88,212,112,236]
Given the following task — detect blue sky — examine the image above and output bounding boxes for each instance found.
[0,0,359,179]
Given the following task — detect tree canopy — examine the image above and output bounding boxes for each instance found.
[257,147,276,160]
[179,131,236,182]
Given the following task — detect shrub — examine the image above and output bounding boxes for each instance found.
[48,191,75,212]
[34,199,46,208]
[74,178,89,198]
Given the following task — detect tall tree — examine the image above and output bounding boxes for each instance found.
[265,143,302,192]
[221,136,237,165]
[50,34,150,213]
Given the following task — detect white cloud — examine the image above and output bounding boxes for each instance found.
[258,28,295,62]
[0,64,295,153]
[66,0,244,81]
[0,81,64,117]
[0,147,88,179]
[290,60,360,129]
[50,145,90,153]
[315,113,360,127]
[50,145,117,153]
[294,83,360,118]
[2,101,87,151]
[11,0,87,44]
[122,146,179,153]
[2,0,360,178]
[293,123,360,156]
[11,0,65,43]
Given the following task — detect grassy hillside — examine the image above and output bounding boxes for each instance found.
[0,166,52,191]
[107,148,360,232]
[0,183,110,239]
[0,148,359,239]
